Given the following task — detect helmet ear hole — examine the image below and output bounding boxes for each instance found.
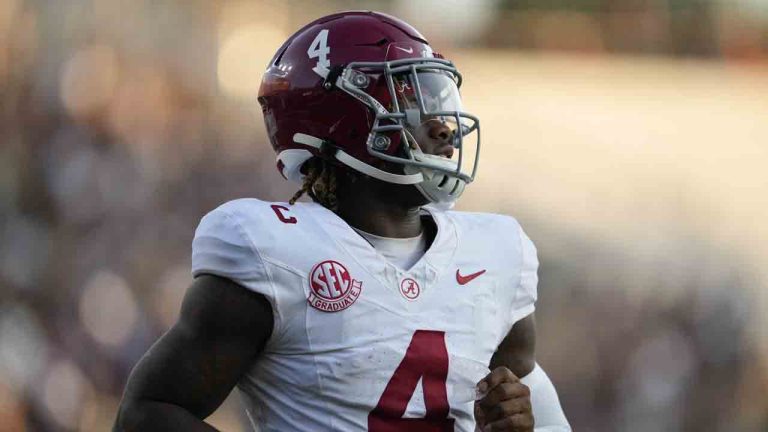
[437,175,449,188]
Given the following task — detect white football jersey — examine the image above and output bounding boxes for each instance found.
[191,199,538,432]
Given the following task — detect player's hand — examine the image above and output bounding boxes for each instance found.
[474,367,534,432]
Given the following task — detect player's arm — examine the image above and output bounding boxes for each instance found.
[113,274,273,432]
[476,313,570,431]
[490,312,537,377]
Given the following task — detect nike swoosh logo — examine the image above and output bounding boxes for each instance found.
[395,46,413,54]
[456,269,486,285]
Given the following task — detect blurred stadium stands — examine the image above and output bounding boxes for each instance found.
[0,0,767,431]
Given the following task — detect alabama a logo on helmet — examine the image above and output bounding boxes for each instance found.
[308,260,362,312]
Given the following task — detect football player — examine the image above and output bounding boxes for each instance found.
[114,11,570,432]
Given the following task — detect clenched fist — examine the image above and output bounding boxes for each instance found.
[474,367,534,432]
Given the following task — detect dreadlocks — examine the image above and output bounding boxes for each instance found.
[288,157,339,212]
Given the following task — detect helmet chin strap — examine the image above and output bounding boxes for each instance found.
[292,132,465,206]
[292,133,423,185]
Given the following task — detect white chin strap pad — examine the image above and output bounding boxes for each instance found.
[291,132,466,206]
[292,133,423,185]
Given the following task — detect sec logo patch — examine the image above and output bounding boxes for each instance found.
[308,260,362,312]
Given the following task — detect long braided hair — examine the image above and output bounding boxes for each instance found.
[288,157,340,212]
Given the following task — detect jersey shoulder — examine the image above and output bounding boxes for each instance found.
[190,198,268,280]
[445,209,537,270]
[206,197,299,225]
[445,209,520,225]
[444,209,526,246]
[193,198,329,272]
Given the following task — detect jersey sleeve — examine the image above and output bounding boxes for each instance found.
[191,207,278,314]
[509,224,539,327]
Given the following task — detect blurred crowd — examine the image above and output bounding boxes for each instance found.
[1,0,767,431]
[533,237,766,431]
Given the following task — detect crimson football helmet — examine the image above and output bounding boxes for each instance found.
[258,11,480,204]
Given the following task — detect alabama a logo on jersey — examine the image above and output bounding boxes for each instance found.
[307,260,362,312]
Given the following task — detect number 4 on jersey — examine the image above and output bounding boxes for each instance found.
[368,330,455,432]
[308,29,330,77]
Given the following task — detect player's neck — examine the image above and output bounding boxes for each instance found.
[336,197,423,239]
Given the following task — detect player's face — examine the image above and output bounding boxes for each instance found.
[392,70,476,179]
[361,120,454,208]
[409,118,455,159]
[387,71,461,160]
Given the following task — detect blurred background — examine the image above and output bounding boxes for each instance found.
[1,0,767,430]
